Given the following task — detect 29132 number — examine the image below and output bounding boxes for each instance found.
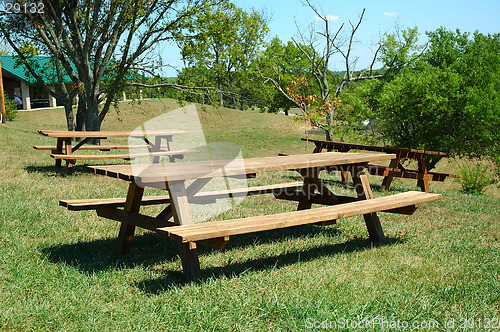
[5,2,44,14]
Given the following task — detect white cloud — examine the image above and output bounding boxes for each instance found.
[383,11,400,17]
[315,15,340,21]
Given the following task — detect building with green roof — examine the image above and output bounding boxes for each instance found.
[0,55,74,110]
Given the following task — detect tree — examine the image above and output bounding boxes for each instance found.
[175,1,268,108]
[260,1,395,141]
[0,0,213,131]
[255,37,315,115]
[373,28,500,167]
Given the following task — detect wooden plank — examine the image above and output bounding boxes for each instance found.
[273,192,417,215]
[55,138,63,167]
[60,195,171,211]
[178,242,201,279]
[71,137,92,152]
[429,171,459,179]
[380,157,401,190]
[51,149,199,160]
[367,164,447,181]
[116,183,144,254]
[96,211,222,250]
[96,208,177,231]
[38,129,189,138]
[417,157,430,193]
[350,165,385,243]
[161,191,442,243]
[88,152,396,183]
[61,182,303,211]
[168,181,192,225]
[64,138,74,174]
[34,145,170,150]
[198,237,230,250]
[194,182,303,200]
[179,192,436,236]
[302,138,447,156]
[165,192,440,242]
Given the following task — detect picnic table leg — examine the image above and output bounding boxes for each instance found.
[311,143,351,183]
[380,156,401,191]
[297,168,327,210]
[337,147,351,183]
[296,168,340,225]
[168,180,201,279]
[165,136,176,162]
[152,136,162,163]
[417,158,430,193]
[64,138,75,174]
[350,165,386,244]
[312,143,323,153]
[55,138,63,167]
[178,242,201,280]
[297,178,314,210]
[116,182,144,254]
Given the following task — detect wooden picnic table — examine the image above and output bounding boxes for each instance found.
[61,151,442,279]
[35,129,198,173]
[303,138,458,192]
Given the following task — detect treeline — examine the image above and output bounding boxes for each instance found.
[1,0,497,165]
[154,2,499,166]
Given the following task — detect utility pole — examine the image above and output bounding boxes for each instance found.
[0,59,6,123]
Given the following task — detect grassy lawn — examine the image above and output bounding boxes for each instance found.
[0,99,498,330]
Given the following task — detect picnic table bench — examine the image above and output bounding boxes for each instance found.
[34,129,198,173]
[60,152,442,279]
[303,138,458,192]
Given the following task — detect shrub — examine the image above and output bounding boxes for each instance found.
[457,162,495,195]
[2,92,18,121]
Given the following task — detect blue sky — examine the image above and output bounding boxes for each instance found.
[161,0,500,76]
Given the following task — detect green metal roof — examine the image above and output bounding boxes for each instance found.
[0,55,73,84]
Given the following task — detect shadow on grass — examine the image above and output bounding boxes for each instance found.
[319,176,421,194]
[139,235,404,293]
[24,164,90,176]
[41,224,405,292]
[41,232,179,273]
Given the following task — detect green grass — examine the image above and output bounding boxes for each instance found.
[0,99,498,330]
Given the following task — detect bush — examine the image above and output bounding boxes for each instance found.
[2,92,18,121]
[457,162,495,195]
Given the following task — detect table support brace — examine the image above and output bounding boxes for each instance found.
[116,183,144,254]
[350,165,386,244]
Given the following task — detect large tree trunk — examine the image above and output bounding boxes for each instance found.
[64,102,75,131]
[84,96,101,144]
[75,94,86,131]
[85,99,101,131]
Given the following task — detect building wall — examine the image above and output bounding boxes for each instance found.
[2,70,76,109]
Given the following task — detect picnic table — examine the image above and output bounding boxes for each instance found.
[34,129,198,173]
[303,138,458,192]
[60,151,442,279]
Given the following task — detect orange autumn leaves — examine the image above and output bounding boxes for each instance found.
[286,77,340,124]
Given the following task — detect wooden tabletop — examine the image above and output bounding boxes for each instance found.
[88,151,396,184]
[38,129,189,138]
[302,138,447,156]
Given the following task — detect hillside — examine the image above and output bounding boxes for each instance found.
[0,98,498,330]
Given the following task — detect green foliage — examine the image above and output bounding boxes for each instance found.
[372,28,500,167]
[376,63,463,151]
[332,79,379,139]
[256,37,316,114]
[176,1,269,108]
[3,92,17,121]
[457,162,496,195]
[379,27,423,73]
